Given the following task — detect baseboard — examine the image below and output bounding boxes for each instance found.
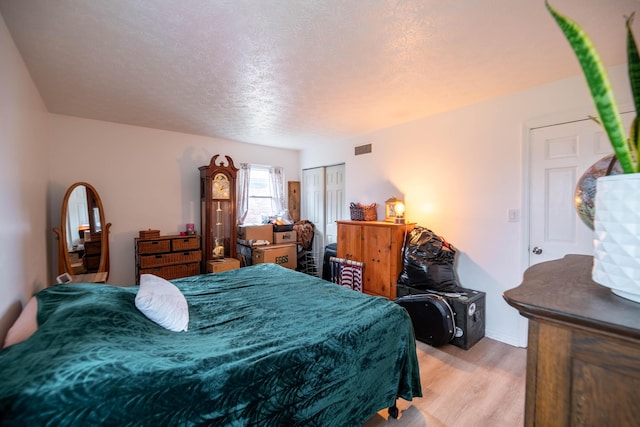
[485,329,525,348]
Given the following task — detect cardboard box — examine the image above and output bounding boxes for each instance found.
[252,243,297,269]
[207,258,241,273]
[273,230,297,244]
[237,224,272,242]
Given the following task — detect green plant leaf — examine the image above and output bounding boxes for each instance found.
[626,13,640,160]
[632,116,640,155]
[546,1,638,173]
[627,13,640,114]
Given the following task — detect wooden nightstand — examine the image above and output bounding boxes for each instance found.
[207,258,240,273]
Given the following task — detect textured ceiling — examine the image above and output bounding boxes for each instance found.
[1,0,638,150]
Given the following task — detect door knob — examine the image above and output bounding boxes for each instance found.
[532,246,543,255]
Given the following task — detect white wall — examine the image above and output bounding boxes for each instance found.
[47,115,300,286]
[300,64,631,346]
[0,14,49,341]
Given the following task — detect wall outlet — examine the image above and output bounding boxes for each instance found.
[508,209,520,222]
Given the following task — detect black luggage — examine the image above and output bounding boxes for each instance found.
[395,294,455,347]
[397,284,486,350]
[447,290,485,350]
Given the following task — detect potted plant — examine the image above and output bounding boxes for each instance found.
[547,1,640,302]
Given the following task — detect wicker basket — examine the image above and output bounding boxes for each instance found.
[139,229,161,239]
[137,239,171,254]
[171,236,200,251]
[350,202,377,221]
[139,251,202,269]
[140,263,200,281]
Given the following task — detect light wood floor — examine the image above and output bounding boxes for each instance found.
[364,337,527,427]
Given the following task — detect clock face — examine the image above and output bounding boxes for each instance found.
[212,173,230,199]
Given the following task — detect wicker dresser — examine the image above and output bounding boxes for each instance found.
[135,235,202,284]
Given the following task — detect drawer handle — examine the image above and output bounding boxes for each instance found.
[151,241,159,245]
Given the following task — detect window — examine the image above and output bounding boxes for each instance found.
[238,164,286,225]
[245,166,272,224]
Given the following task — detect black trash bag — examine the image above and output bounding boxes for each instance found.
[398,226,462,292]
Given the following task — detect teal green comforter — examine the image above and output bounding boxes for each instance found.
[0,264,421,426]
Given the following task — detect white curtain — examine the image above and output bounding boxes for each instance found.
[66,185,89,250]
[269,166,286,215]
[237,163,251,225]
[237,163,286,226]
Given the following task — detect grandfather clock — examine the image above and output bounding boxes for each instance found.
[199,154,238,271]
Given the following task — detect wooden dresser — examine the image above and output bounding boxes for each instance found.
[82,240,102,273]
[336,221,414,299]
[503,255,640,426]
[135,235,202,284]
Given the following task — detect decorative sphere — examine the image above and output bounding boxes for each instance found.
[574,154,622,230]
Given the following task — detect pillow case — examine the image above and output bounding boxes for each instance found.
[3,296,38,348]
[135,274,189,332]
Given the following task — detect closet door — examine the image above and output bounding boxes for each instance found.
[302,164,346,260]
[324,164,345,245]
[302,167,324,231]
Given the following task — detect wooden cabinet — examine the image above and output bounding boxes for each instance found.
[504,255,640,426]
[135,235,202,284]
[336,221,414,299]
[82,240,102,273]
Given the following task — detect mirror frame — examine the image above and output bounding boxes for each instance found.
[53,182,111,279]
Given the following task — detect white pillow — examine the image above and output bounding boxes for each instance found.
[135,274,189,332]
[3,296,38,348]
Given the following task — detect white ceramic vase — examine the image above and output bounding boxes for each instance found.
[592,173,640,302]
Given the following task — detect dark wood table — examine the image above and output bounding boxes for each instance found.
[504,255,640,426]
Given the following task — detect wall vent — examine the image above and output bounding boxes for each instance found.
[354,144,372,156]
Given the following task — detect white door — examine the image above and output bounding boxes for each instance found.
[302,167,325,275]
[529,114,632,266]
[302,164,346,270]
[324,164,345,245]
[302,167,324,240]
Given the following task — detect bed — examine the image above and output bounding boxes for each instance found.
[0,263,421,426]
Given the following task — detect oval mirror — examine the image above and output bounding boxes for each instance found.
[53,182,111,282]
